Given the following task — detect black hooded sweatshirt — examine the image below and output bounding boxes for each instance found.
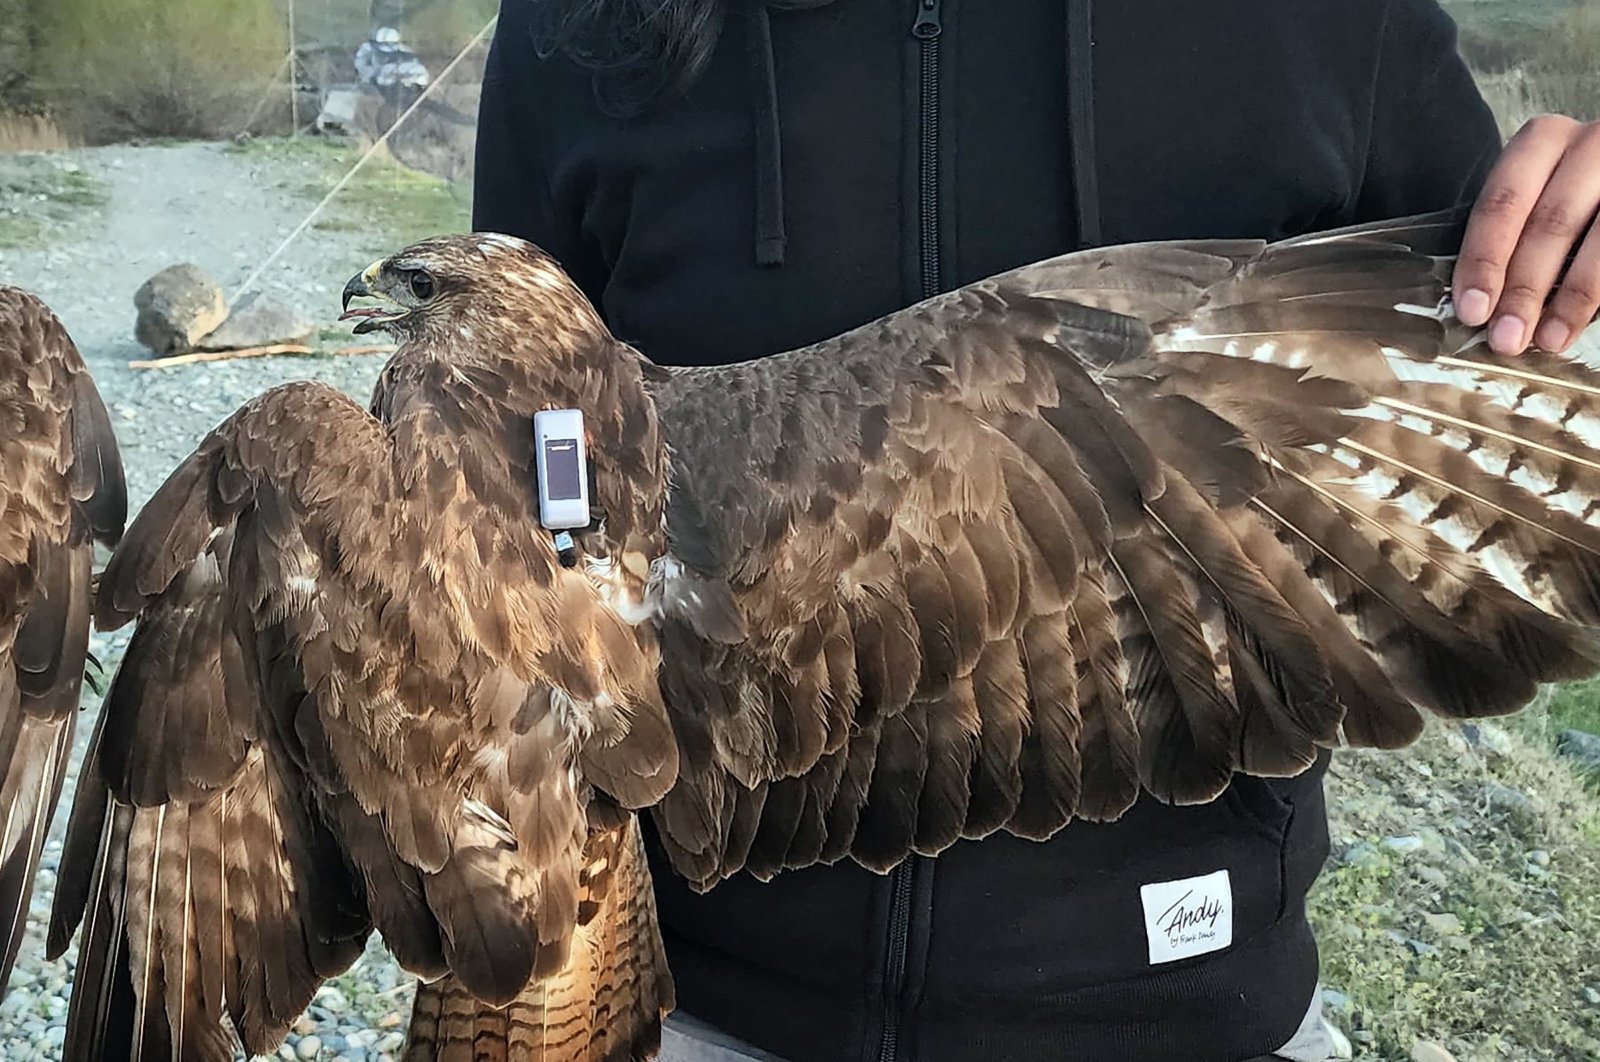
[473,2,1501,1060]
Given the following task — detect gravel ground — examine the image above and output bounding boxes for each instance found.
[0,141,415,1061]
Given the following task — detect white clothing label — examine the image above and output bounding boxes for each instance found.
[1140,868,1234,964]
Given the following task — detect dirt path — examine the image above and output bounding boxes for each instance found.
[0,140,410,1061]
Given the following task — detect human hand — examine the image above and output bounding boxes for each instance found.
[1453,114,1600,356]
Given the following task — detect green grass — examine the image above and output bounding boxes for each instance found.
[1547,678,1600,739]
[230,134,471,254]
[1313,718,1600,1061]
[0,155,107,247]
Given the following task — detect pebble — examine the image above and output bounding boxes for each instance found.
[1584,986,1600,1006]
[1528,849,1551,867]
[1414,865,1449,889]
[316,986,351,1014]
[378,1013,404,1029]
[1411,1042,1457,1062]
[298,1034,323,1059]
[1405,938,1439,957]
[377,1031,406,1052]
[1383,835,1425,855]
[1341,840,1383,868]
[1422,912,1463,936]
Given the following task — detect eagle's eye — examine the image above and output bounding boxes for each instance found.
[408,270,436,301]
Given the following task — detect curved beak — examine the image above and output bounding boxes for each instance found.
[339,261,402,335]
[341,265,378,311]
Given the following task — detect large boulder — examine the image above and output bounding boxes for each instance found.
[197,291,314,351]
[134,263,227,355]
[1556,728,1600,777]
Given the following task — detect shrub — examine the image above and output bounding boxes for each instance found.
[34,0,287,143]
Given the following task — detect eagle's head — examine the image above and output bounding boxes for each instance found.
[340,233,603,349]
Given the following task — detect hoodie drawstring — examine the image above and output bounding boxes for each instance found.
[748,2,788,266]
[1066,0,1101,248]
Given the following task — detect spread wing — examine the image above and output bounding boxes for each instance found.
[648,210,1600,889]
[0,287,124,994]
[48,529,372,1061]
[64,360,676,1057]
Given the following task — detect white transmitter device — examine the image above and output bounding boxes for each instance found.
[533,408,591,531]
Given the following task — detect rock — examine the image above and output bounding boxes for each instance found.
[1320,987,1352,1014]
[377,1031,406,1052]
[134,263,227,355]
[293,1015,318,1035]
[1481,782,1538,822]
[1528,849,1551,868]
[1583,985,1600,1006]
[1422,912,1463,936]
[1411,1042,1457,1062]
[1415,865,1449,889]
[1460,722,1513,756]
[1340,840,1383,868]
[298,1034,323,1059]
[378,1013,404,1029]
[44,1026,66,1048]
[1383,835,1425,855]
[196,291,314,351]
[316,985,350,1014]
[1556,728,1600,775]
[1405,937,1439,957]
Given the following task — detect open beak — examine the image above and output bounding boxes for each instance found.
[340,262,406,335]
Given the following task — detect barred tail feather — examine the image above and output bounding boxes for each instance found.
[404,816,672,1062]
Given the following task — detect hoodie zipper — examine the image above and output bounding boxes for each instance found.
[912,0,943,299]
[879,7,942,1062]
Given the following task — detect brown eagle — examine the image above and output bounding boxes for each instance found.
[0,287,124,996]
[48,212,1600,1060]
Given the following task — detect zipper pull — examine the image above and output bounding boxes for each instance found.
[912,0,942,40]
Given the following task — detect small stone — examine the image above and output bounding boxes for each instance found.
[315,985,350,1014]
[134,263,227,355]
[1383,835,1425,855]
[1528,849,1551,868]
[377,1031,405,1052]
[1407,759,1434,778]
[1340,841,1382,868]
[1526,862,1550,880]
[1422,912,1463,936]
[1320,987,1352,1014]
[378,1013,404,1029]
[294,1015,318,1035]
[1583,986,1600,1006]
[1415,865,1449,889]
[45,1026,66,1048]
[1411,1042,1457,1062]
[298,1034,323,1059]
[1405,938,1439,957]
[279,1047,298,1061]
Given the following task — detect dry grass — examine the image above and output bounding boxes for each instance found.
[0,112,72,153]
[1460,1,1600,134]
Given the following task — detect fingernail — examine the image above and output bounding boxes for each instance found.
[1490,314,1527,354]
[1536,318,1571,353]
[1457,287,1492,326]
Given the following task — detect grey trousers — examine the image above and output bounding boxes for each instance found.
[658,991,1340,1062]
